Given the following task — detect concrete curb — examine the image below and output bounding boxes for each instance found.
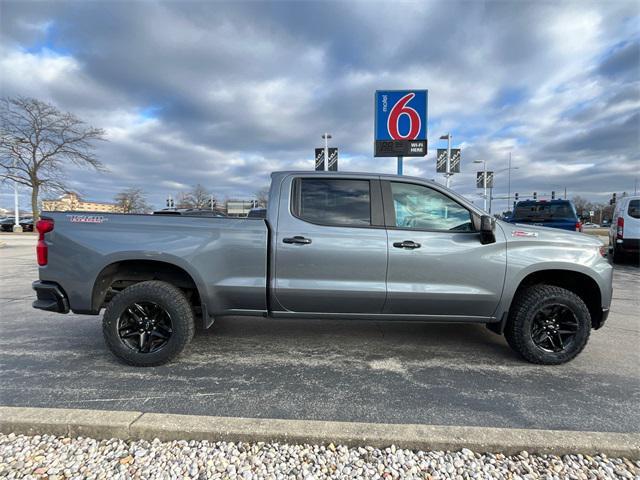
[1,406,638,459]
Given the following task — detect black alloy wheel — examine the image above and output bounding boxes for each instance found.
[504,284,591,365]
[530,304,579,353]
[117,301,173,353]
[102,280,195,367]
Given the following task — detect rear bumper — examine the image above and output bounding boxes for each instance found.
[32,281,70,313]
[616,238,640,254]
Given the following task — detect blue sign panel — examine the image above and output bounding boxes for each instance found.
[375,90,427,157]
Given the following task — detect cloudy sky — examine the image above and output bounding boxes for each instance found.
[1,0,639,212]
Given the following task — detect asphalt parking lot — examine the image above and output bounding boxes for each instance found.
[1,234,638,434]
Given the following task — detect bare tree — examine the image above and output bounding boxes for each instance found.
[571,195,593,217]
[0,97,107,221]
[114,187,151,214]
[176,184,214,209]
[255,186,269,207]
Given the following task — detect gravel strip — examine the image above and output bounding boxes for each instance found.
[0,432,638,479]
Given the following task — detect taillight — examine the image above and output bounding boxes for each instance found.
[575,221,582,232]
[616,217,624,239]
[36,219,54,266]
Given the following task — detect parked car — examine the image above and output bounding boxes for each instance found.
[505,200,582,232]
[582,222,601,229]
[20,218,34,232]
[32,171,612,367]
[609,195,640,263]
[247,207,267,218]
[1,216,34,231]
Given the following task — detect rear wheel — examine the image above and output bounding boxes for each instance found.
[102,280,195,367]
[505,285,591,365]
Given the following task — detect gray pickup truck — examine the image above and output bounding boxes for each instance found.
[33,171,612,366]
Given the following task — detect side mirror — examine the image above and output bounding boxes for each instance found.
[480,215,496,245]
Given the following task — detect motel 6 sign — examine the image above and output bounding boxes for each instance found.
[375,90,428,157]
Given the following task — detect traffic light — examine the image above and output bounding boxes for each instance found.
[551,191,556,200]
[533,191,537,200]
[514,192,519,202]
[610,193,617,206]
[208,196,216,210]
[166,196,175,209]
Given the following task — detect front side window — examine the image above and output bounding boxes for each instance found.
[390,182,473,231]
[298,178,371,226]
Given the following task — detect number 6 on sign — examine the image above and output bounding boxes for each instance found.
[374,90,428,157]
[387,93,421,140]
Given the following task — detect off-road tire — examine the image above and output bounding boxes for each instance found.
[504,285,591,365]
[102,280,195,367]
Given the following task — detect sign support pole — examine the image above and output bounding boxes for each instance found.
[397,156,403,175]
[445,133,452,188]
[483,163,488,211]
[324,133,329,172]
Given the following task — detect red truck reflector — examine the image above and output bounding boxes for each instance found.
[36,219,54,266]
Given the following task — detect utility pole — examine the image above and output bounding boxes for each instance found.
[13,158,22,232]
[507,152,512,213]
[322,133,332,172]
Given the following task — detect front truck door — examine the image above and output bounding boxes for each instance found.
[273,176,388,314]
[382,180,506,320]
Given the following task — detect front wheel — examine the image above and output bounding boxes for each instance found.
[505,285,591,365]
[102,280,195,367]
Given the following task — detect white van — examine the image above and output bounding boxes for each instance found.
[609,195,640,263]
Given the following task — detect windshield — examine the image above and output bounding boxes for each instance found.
[512,202,576,221]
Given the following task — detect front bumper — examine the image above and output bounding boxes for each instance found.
[32,281,70,313]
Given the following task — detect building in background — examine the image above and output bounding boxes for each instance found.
[225,200,257,217]
[43,192,123,213]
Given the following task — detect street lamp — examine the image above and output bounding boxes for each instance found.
[439,134,452,188]
[473,160,487,211]
[321,133,332,172]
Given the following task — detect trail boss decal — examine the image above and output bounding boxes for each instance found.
[511,230,538,238]
[67,214,107,224]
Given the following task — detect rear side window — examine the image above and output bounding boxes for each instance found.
[296,178,371,226]
[513,202,577,221]
[628,200,640,219]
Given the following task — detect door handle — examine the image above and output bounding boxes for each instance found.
[283,236,312,245]
[393,240,421,249]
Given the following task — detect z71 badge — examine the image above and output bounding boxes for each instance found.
[67,214,107,224]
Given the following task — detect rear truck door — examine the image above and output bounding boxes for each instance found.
[381,180,506,319]
[272,175,388,314]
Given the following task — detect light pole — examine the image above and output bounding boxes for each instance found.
[492,166,519,213]
[440,133,452,188]
[322,133,332,172]
[473,160,487,211]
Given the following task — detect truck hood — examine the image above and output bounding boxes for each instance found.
[497,220,604,247]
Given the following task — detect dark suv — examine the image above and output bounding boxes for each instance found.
[506,200,582,232]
